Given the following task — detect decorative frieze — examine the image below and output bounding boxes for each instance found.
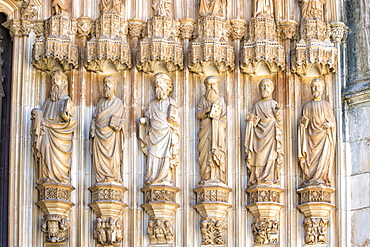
[303,217,329,245]
[240,15,285,75]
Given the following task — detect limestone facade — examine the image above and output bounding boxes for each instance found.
[0,0,368,246]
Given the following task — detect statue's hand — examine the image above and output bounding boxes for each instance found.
[90,127,95,139]
[245,113,255,122]
[140,117,146,125]
[322,122,331,129]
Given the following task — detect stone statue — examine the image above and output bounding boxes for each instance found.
[139,73,179,186]
[164,220,174,242]
[298,78,336,187]
[254,0,274,17]
[52,0,68,15]
[90,76,125,183]
[93,218,107,244]
[244,79,283,186]
[299,0,326,21]
[100,0,124,15]
[31,70,77,185]
[197,76,227,185]
[199,0,226,17]
[152,0,172,17]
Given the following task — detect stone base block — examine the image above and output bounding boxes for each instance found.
[201,245,224,247]
[89,182,128,218]
[44,243,68,247]
[141,184,180,220]
[96,244,120,247]
[36,183,75,216]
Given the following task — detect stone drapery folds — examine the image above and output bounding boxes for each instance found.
[90,76,125,183]
[140,72,180,186]
[31,70,77,185]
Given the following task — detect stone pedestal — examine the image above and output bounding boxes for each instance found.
[89,182,127,246]
[297,185,335,246]
[246,185,284,246]
[194,184,232,246]
[141,184,180,246]
[36,183,75,247]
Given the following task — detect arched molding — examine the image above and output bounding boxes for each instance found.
[0,0,20,20]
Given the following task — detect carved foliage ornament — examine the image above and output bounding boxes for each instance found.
[303,217,329,245]
[200,219,227,245]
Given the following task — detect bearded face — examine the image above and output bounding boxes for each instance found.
[156,86,166,100]
[206,87,219,103]
[104,87,113,99]
[50,84,64,102]
[311,82,324,99]
[155,79,170,100]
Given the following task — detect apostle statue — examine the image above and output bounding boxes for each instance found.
[199,0,226,17]
[152,0,172,17]
[197,76,227,185]
[298,78,336,187]
[254,0,274,17]
[90,76,125,183]
[139,73,179,186]
[99,0,124,15]
[31,70,77,185]
[244,79,283,185]
[299,0,326,21]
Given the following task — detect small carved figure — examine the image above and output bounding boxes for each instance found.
[154,220,166,243]
[164,220,174,243]
[52,0,68,15]
[152,0,172,17]
[115,219,123,242]
[245,79,283,186]
[317,218,328,244]
[200,219,227,244]
[106,217,116,244]
[199,0,226,17]
[100,0,124,15]
[254,0,274,17]
[304,218,316,244]
[94,218,107,244]
[299,0,326,21]
[147,220,157,244]
[197,76,227,185]
[31,70,77,185]
[214,220,227,244]
[298,78,336,187]
[200,220,212,244]
[90,76,125,183]
[139,73,179,186]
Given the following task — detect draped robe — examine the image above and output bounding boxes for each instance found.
[245,99,283,185]
[197,96,227,184]
[90,96,124,183]
[140,97,179,185]
[298,99,336,186]
[32,94,77,184]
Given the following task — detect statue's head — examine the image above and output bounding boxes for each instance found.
[152,73,172,100]
[310,78,325,101]
[204,76,219,103]
[148,220,154,227]
[259,78,274,100]
[103,76,117,100]
[50,70,68,101]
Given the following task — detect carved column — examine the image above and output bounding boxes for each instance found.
[89,183,128,247]
[36,183,75,247]
[246,186,284,246]
[297,186,335,246]
[194,185,232,246]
